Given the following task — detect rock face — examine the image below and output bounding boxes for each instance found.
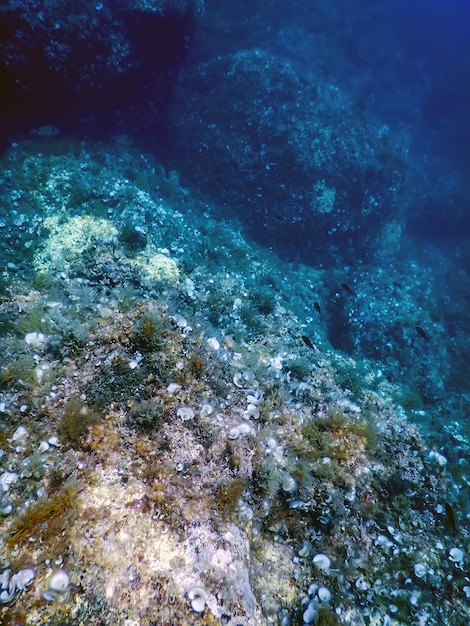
[170,49,409,264]
[0,0,204,140]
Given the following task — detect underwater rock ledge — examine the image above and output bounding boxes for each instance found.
[0,139,468,626]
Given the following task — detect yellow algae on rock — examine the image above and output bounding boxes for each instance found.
[33,215,118,274]
[131,245,179,282]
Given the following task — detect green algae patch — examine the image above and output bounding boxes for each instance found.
[33,215,118,274]
[59,397,101,446]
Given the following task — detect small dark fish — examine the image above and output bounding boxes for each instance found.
[301,335,315,351]
[444,502,457,533]
[341,282,355,295]
[314,302,322,314]
[392,281,403,288]
[415,326,430,341]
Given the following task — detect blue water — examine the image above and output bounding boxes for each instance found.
[1,1,470,624]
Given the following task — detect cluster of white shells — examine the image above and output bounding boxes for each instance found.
[0,567,35,604]
[0,426,61,516]
[302,580,332,624]
[227,422,252,440]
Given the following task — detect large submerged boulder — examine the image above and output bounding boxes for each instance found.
[0,0,204,140]
[170,49,409,264]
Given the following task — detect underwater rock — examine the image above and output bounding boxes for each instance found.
[171,49,407,264]
[0,0,204,141]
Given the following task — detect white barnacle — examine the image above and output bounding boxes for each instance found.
[233,372,243,388]
[281,475,297,493]
[129,352,143,369]
[237,500,254,520]
[172,314,188,329]
[429,450,447,466]
[0,571,15,604]
[0,472,18,492]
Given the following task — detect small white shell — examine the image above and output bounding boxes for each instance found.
[307,583,318,596]
[232,371,254,388]
[177,406,195,421]
[429,450,447,466]
[187,586,208,613]
[281,475,297,492]
[13,568,35,590]
[172,314,187,329]
[12,426,29,443]
[448,547,464,563]
[0,472,19,492]
[303,601,317,624]
[25,332,46,347]
[48,569,70,592]
[313,553,331,570]
[246,389,263,405]
[0,503,13,516]
[243,404,260,420]
[409,592,419,606]
[228,427,240,440]
[207,337,220,350]
[233,372,244,388]
[0,569,10,589]
[237,423,251,435]
[355,577,369,591]
[38,441,50,453]
[413,563,426,578]
[317,586,331,602]
[0,588,15,604]
[43,569,70,604]
[166,383,181,395]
